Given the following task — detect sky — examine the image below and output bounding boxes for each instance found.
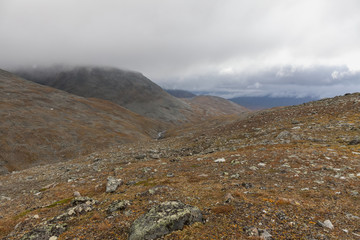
[1,0,360,98]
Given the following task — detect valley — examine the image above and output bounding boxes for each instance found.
[0,69,359,239]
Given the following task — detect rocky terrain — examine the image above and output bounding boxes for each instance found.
[183,95,249,118]
[1,92,359,239]
[0,69,164,173]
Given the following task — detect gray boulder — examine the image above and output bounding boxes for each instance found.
[106,176,123,193]
[128,201,203,240]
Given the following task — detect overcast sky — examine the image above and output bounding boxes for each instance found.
[1,0,360,98]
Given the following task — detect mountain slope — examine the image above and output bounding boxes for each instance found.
[1,93,359,239]
[182,95,250,119]
[16,66,193,123]
[229,95,318,110]
[166,89,196,98]
[0,69,163,173]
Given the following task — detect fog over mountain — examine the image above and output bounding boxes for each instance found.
[1,0,360,97]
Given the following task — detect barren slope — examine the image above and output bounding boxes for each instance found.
[0,69,164,173]
[183,95,250,119]
[1,93,360,239]
[16,66,194,123]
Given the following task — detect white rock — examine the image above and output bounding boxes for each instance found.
[214,158,225,163]
[49,237,58,240]
[323,219,334,229]
[258,163,266,167]
[73,191,81,197]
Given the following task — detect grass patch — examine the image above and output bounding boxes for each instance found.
[15,209,32,219]
[46,198,72,208]
[134,178,156,187]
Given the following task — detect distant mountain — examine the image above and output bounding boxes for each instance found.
[166,89,196,98]
[183,95,250,120]
[0,69,163,173]
[16,66,193,123]
[229,96,318,110]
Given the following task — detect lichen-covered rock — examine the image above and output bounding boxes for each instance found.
[106,176,123,193]
[20,223,67,240]
[107,200,130,214]
[128,201,202,240]
[71,196,98,206]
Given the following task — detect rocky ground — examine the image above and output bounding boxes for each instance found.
[1,93,360,239]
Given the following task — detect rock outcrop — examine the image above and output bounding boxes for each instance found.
[128,201,203,240]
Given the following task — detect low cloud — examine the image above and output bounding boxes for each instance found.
[161,65,360,98]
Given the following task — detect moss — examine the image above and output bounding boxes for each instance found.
[15,209,32,219]
[46,198,72,208]
[134,178,156,187]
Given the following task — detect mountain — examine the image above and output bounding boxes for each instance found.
[182,95,250,119]
[1,92,359,239]
[166,89,196,98]
[16,66,193,123]
[229,95,318,110]
[0,69,163,173]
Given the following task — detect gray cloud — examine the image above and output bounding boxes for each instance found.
[1,0,360,97]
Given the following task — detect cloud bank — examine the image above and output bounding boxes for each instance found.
[1,0,360,97]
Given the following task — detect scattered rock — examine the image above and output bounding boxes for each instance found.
[107,200,130,214]
[244,226,272,240]
[106,176,123,193]
[135,154,146,160]
[348,139,360,145]
[242,183,253,189]
[214,158,226,163]
[128,201,203,240]
[317,220,334,230]
[224,193,234,203]
[138,185,173,197]
[20,223,67,240]
[71,197,98,206]
[73,191,81,197]
[167,173,174,178]
[276,130,290,140]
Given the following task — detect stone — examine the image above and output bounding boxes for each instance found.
[167,173,174,178]
[244,226,272,240]
[259,229,272,240]
[349,139,360,145]
[316,219,334,230]
[107,200,130,214]
[128,201,202,240]
[73,191,81,197]
[71,197,97,206]
[224,193,234,203]
[214,158,226,163]
[276,130,290,139]
[242,182,253,189]
[323,220,334,230]
[106,176,123,193]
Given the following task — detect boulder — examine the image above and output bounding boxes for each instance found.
[128,201,202,240]
[106,176,123,193]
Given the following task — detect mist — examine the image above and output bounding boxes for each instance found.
[1,0,360,97]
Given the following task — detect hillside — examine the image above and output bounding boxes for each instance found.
[229,96,318,110]
[166,89,196,98]
[16,66,193,123]
[183,95,250,119]
[1,93,359,239]
[0,69,163,174]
